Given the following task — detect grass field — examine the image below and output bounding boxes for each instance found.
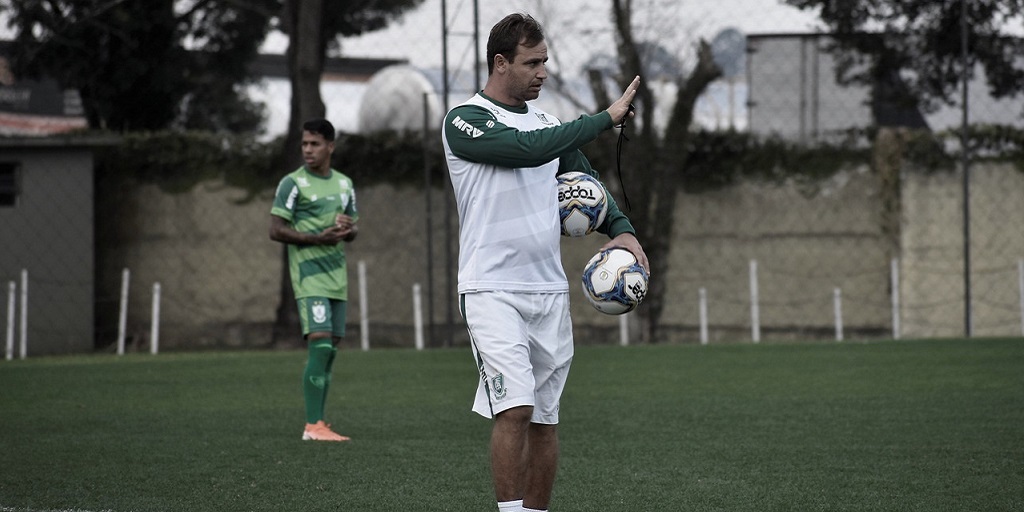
[1,338,1022,512]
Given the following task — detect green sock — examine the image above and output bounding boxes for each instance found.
[303,341,334,424]
[321,346,338,418]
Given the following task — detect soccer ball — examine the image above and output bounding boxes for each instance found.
[557,171,607,237]
[581,248,649,315]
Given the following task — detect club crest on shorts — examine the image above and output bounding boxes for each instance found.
[491,373,507,399]
[312,300,328,323]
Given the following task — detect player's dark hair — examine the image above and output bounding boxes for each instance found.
[302,118,336,142]
[486,13,544,75]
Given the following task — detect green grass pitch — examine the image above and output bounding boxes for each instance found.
[1,338,1022,511]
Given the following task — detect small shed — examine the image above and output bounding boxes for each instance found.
[0,135,119,356]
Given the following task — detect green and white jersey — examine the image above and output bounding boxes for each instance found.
[442,92,634,294]
[271,166,358,300]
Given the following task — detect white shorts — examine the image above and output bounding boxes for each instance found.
[461,291,574,425]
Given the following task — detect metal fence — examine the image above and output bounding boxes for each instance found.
[2,1,1023,355]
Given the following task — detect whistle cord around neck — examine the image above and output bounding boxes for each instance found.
[615,104,635,211]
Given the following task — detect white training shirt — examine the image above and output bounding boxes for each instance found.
[442,94,568,294]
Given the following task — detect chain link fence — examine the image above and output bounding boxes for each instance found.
[2,1,1022,355]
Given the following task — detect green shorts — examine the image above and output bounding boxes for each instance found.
[297,297,348,338]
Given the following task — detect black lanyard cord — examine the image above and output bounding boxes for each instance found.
[614,103,635,211]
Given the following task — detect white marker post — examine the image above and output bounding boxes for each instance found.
[619,314,629,347]
[833,288,843,342]
[891,258,901,340]
[19,269,27,359]
[358,260,369,351]
[150,282,161,355]
[1018,259,1024,337]
[413,283,424,350]
[5,281,14,361]
[117,268,130,355]
[750,260,760,343]
[699,287,708,345]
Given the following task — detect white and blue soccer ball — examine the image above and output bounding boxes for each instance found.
[582,248,649,315]
[557,171,607,237]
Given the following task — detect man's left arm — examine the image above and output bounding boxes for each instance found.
[558,152,649,272]
[557,151,634,238]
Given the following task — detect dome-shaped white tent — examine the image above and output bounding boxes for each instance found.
[357,65,447,133]
[357,64,605,134]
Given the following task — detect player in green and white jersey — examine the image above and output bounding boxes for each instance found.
[270,118,358,442]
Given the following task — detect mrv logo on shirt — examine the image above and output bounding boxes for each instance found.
[450,116,484,138]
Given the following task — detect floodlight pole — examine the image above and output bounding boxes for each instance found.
[441,0,454,347]
[960,0,972,337]
[440,0,482,347]
[473,0,480,92]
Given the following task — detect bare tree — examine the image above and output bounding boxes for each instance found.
[588,0,722,342]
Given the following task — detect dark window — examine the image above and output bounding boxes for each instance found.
[0,162,19,207]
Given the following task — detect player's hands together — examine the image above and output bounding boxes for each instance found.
[600,232,650,274]
[317,226,346,245]
[335,214,356,232]
[335,214,358,241]
[607,75,640,127]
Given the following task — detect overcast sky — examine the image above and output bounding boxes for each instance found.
[262,0,825,76]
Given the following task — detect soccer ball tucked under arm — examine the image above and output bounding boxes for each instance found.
[557,171,607,237]
[582,248,649,315]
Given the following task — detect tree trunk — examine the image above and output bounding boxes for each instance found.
[638,40,722,343]
[272,0,328,347]
[609,0,724,343]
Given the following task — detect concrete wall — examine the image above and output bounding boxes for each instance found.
[96,162,1024,349]
[901,162,1024,338]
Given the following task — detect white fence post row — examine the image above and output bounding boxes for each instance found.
[5,281,14,361]
[749,259,760,343]
[413,283,424,350]
[891,258,901,340]
[618,314,629,347]
[834,288,844,342]
[1018,259,1024,337]
[358,260,369,351]
[699,287,708,345]
[19,269,27,360]
[116,268,130,356]
[151,282,161,355]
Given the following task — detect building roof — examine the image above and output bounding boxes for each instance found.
[249,53,406,81]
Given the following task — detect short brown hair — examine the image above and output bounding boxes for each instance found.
[486,13,545,75]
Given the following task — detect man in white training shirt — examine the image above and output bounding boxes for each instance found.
[441,12,649,512]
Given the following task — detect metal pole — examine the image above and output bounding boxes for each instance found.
[798,37,807,144]
[441,0,455,348]
[441,0,450,113]
[473,0,481,92]
[960,0,972,337]
[423,92,435,347]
